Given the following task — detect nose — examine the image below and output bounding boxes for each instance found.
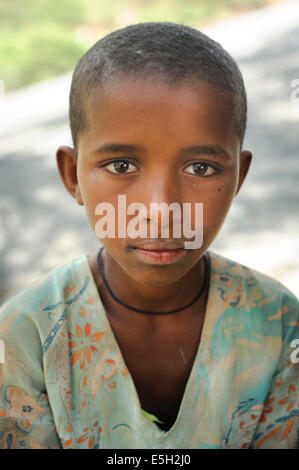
[140,170,182,234]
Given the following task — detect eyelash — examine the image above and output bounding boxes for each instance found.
[100,159,138,175]
[99,159,220,177]
[183,162,219,177]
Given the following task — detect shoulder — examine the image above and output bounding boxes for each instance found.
[207,250,299,335]
[0,255,90,338]
[208,250,298,303]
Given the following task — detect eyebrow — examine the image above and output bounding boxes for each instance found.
[93,143,231,160]
[181,145,231,160]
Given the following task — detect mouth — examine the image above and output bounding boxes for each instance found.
[129,242,186,265]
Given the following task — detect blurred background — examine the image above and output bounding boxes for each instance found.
[0,0,298,303]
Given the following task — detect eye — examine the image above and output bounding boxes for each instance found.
[103,159,138,175]
[184,162,218,177]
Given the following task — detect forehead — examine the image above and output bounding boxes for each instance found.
[81,76,239,156]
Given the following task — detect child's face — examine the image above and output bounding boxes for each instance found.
[57,76,252,287]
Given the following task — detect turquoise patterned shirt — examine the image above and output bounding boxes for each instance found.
[0,251,298,449]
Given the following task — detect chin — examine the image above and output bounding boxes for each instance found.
[126,262,194,288]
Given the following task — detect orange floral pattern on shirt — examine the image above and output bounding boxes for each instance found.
[69,323,104,369]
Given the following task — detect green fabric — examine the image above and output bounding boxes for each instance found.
[140,409,164,425]
[0,250,298,448]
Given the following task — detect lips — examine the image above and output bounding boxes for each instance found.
[129,241,186,264]
[129,241,185,251]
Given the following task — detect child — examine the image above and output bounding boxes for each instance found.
[0,22,298,449]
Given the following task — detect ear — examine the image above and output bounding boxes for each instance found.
[235,150,252,196]
[56,145,83,206]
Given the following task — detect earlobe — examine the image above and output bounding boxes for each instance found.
[56,145,83,205]
[236,150,253,196]
[75,185,84,206]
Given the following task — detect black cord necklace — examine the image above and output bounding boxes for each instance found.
[97,246,210,315]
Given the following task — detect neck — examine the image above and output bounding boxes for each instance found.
[95,248,209,322]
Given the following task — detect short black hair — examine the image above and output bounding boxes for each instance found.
[69,22,247,151]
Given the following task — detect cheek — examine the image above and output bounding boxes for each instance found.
[203,182,237,238]
[187,173,238,238]
[78,170,115,231]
